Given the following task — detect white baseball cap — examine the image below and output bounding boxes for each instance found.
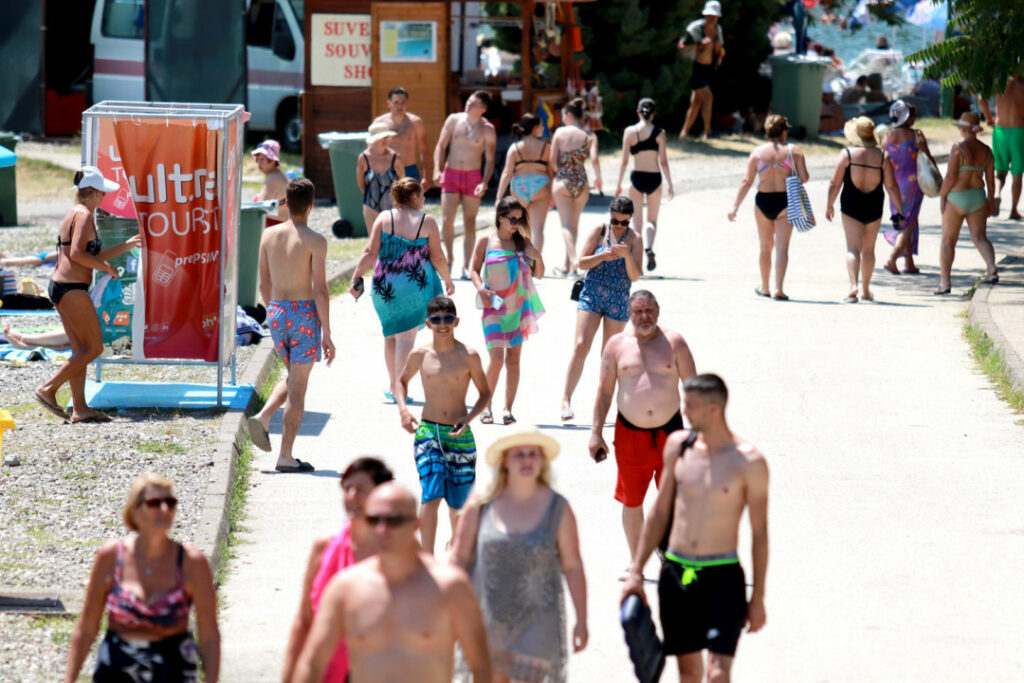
[702,1,722,17]
[75,165,119,193]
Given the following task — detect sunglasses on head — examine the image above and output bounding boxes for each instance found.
[141,496,178,510]
[428,314,456,325]
[365,513,415,528]
[503,213,527,225]
[609,218,631,227]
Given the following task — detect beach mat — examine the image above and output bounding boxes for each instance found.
[0,309,59,317]
[0,344,68,362]
[69,381,255,410]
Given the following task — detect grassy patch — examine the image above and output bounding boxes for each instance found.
[327,237,368,264]
[963,321,1024,413]
[27,613,77,647]
[136,439,187,455]
[15,158,74,202]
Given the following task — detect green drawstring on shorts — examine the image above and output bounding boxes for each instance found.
[664,550,739,586]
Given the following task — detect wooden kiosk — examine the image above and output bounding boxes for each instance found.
[302,1,591,199]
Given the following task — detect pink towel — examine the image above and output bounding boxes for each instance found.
[309,523,355,683]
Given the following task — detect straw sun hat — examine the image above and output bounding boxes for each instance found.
[843,116,878,147]
[366,123,398,144]
[485,430,561,467]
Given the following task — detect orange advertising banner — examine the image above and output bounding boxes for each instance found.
[96,117,137,218]
[113,120,221,361]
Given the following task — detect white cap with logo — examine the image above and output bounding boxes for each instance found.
[75,165,119,193]
[702,1,722,17]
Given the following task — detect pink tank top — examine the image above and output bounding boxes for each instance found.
[309,523,355,683]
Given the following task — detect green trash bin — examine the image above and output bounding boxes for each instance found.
[770,55,829,138]
[238,201,277,308]
[0,146,16,227]
[318,131,368,237]
[93,211,141,344]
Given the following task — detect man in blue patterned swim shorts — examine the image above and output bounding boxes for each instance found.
[248,179,335,473]
[396,296,491,553]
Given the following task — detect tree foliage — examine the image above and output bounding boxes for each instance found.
[909,0,1024,98]
[575,0,782,134]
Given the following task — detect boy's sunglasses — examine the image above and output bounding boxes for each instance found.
[428,314,456,325]
[141,496,178,510]
[609,218,631,227]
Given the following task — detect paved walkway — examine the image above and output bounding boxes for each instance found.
[220,170,1024,680]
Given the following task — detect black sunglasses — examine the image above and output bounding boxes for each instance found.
[428,314,456,325]
[609,218,631,227]
[365,514,416,528]
[141,496,178,510]
[503,213,527,225]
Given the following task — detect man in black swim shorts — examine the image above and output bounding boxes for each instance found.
[678,1,726,140]
[622,374,769,682]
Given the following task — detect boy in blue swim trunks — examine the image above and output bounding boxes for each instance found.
[396,296,491,553]
[249,178,335,473]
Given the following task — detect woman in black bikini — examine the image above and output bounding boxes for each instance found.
[825,117,904,303]
[496,113,552,257]
[36,167,140,423]
[615,98,674,272]
[728,115,809,300]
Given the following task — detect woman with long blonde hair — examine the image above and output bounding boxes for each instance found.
[451,431,587,683]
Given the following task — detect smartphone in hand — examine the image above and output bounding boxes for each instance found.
[353,277,365,298]
[593,447,607,463]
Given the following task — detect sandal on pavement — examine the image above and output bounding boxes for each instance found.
[645,249,657,272]
[772,293,790,301]
[480,409,494,425]
[247,417,271,452]
[560,405,574,421]
[843,295,859,304]
[69,412,112,424]
[933,288,951,296]
[275,459,315,473]
[502,411,517,426]
[883,261,900,275]
[981,274,1000,285]
[902,266,921,275]
[754,288,771,298]
[34,389,68,420]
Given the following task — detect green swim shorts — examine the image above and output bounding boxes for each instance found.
[993,126,1024,175]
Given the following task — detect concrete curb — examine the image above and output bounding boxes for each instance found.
[967,254,1024,396]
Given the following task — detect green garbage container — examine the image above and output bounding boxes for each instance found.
[0,133,18,152]
[93,211,141,344]
[0,146,16,227]
[769,55,829,138]
[318,131,368,237]
[238,201,277,308]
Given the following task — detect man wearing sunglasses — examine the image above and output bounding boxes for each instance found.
[294,483,492,683]
[396,296,491,554]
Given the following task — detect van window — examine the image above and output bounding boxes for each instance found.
[271,6,296,61]
[102,0,145,40]
[247,0,275,48]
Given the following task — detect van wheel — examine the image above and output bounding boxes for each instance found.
[278,101,302,153]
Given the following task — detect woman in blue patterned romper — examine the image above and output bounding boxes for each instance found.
[560,197,643,420]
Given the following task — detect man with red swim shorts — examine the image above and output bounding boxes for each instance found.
[590,290,696,561]
[433,90,497,279]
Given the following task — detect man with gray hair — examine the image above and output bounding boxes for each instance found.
[589,290,696,560]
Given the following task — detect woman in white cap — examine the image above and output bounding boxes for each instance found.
[451,430,587,682]
[678,1,726,140]
[882,101,936,275]
[936,112,999,294]
[34,167,140,423]
[825,116,903,303]
[356,123,404,229]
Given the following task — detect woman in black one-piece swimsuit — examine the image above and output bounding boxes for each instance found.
[35,167,139,423]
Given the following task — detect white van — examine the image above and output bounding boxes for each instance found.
[91,0,304,151]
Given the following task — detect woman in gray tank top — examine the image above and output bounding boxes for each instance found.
[451,430,587,682]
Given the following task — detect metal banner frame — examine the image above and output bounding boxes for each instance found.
[81,101,245,407]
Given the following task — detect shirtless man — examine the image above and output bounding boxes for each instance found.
[396,296,491,554]
[247,178,335,472]
[622,374,768,683]
[433,90,497,278]
[293,483,492,683]
[980,76,1024,219]
[281,457,394,683]
[252,140,289,225]
[589,290,697,559]
[371,86,431,187]
[678,1,726,140]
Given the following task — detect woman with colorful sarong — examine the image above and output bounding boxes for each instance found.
[350,178,454,401]
[469,197,545,425]
[883,101,934,275]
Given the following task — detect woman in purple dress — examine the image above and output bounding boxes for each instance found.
[883,101,936,275]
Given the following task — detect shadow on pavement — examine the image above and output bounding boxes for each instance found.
[257,468,340,477]
[269,410,331,437]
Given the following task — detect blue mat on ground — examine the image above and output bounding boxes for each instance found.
[0,344,67,362]
[70,380,255,410]
[0,309,59,316]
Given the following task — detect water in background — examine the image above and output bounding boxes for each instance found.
[806,15,943,66]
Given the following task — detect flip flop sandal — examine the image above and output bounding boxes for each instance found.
[754,288,771,298]
[772,293,790,301]
[902,267,921,275]
[34,390,68,420]
[70,413,112,424]
[247,417,272,452]
[275,459,315,473]
[645,249,657,272]
[502,412,517,425]
[884,262,900,275]
[933,288,951,296]
[843,295,859,304]
[480,410,494,425]
[982,274,1000,285]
